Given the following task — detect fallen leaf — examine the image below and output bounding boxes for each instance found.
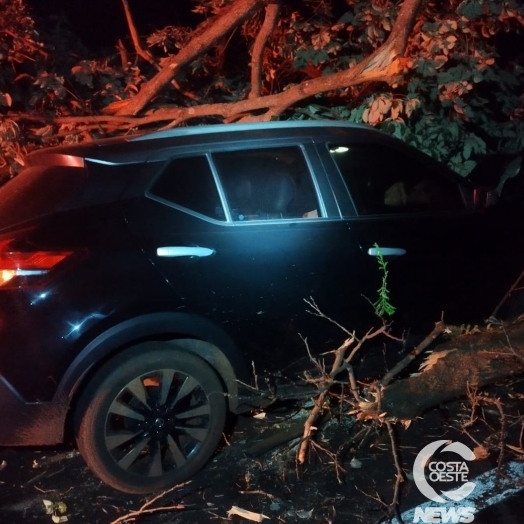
[472,445,489,460]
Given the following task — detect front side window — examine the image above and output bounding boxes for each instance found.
[213,147,320,221]
[149,156,225,220]
[329,143,464,215]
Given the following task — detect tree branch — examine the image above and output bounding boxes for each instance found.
[365,337,524,420]
[379,320,446,387]
[115,0,422,118]
[384,0,424,55]
[116,38,130,70]
[249,2,280,99]
[120,0,156,66]
[116,0,271,116]
[11,0,425,132]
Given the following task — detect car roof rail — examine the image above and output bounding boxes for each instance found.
[129,120,371,142]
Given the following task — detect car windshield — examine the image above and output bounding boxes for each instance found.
[0,165,87,229]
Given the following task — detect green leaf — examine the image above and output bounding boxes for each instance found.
[457,0,483,21]
[372,243,396,318]
[463,140,472,160]
[338,12,355,24]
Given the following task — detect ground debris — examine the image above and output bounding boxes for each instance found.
[293,508,314,519]
[33,450,80,469]
[43,499,68,522]
[349,457,362,468]
[227,505,269,521]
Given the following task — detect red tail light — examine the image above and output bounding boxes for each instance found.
[0,237,73,288]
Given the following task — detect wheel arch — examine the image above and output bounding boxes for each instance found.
[56,312,249,413]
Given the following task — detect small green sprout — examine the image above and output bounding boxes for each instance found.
[373,243,396,318]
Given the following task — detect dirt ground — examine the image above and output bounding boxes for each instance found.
[1,380,524,524]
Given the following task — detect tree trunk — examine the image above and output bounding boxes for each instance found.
[363,324,524,420]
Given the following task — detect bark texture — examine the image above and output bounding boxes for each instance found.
[249,2,280,99]
[364,323,524,420]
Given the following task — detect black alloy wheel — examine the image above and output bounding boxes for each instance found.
[75,344,227,494]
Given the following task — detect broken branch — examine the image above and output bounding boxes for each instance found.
[249,2,280,99]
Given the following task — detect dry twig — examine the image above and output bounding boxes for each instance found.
[108,483,189,524]
[298,300,397,461]
[501,323,524,365]
[385,420,404,523]
[379,320,446,388]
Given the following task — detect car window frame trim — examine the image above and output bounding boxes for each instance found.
[145,139,337,226]
[319,137,471,219]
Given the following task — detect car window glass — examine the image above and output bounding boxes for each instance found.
[149,156,226,220]
[212,147,320,221]
[328,143,464,215]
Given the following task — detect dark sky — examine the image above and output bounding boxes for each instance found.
[26,0,202,49]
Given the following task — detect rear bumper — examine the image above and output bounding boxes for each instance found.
[0,376,67,446]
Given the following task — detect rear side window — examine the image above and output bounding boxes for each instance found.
[212,146,320,221]
[0,166,87,228]
[329,143,464,215]
[149,156,225,220]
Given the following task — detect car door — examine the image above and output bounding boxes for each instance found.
[318,139,523,330]
[122,143,364,373]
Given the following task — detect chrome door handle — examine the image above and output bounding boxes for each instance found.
[156,246,215,258]
[367,247,406,257]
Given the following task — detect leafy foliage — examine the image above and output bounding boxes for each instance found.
[0,0,43,177]
[285,0,524,175]
[0,0,523,179]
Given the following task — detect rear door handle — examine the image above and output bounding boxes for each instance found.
[367,247,406,257]
[156,246,215,258]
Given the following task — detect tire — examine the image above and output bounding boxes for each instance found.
[75,343,227,494]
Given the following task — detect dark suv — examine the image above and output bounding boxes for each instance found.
[0,121,522,493]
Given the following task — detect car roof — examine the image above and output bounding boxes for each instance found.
[24,121,384,168]
[129,120,377,142]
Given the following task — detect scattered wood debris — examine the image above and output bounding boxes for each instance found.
[227,505,269,522]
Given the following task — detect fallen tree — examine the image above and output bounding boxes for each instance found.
[365,320,524,421]
[285,301,524,520]
[295,307,524,450]
[12,0,424,128]
[2,0,523,178]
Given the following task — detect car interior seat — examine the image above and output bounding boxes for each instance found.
[228,164,296,220]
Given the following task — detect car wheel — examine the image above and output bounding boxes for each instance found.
[75,344,226,494]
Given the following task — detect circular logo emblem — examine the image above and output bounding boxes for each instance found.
[413,440,476,503]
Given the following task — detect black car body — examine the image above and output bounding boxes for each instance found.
[0,121,522,493]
